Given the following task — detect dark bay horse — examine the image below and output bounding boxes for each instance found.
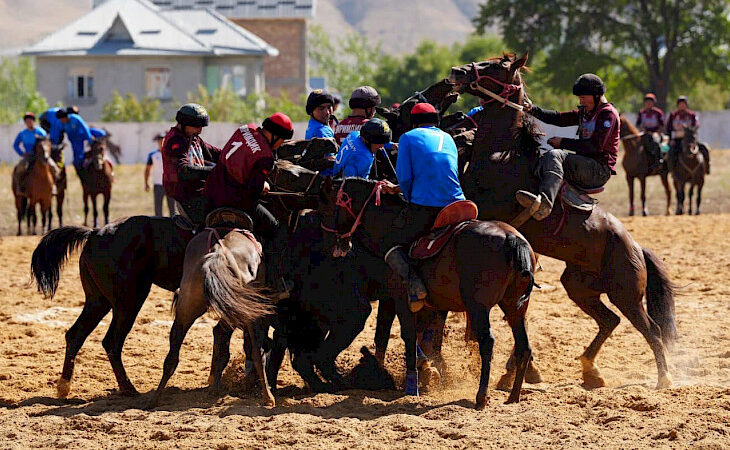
[450,53,676,390]
[619,116,672,216]
[317,178,537,408]
[672,127,706,215]
[50,144,67,227]
[78,139,113,227]
[12,139,57,235]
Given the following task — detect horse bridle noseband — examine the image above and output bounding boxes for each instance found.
[468,62,524,112]
[320,179,387,242]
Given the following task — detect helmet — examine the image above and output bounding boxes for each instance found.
[23,111,36,121]
[153,132,165,141]
[262,112,294,140]
[306,89,335,115]
[644,93,657,102]
[410,102,439,126]
[66,105,79,115]
[349,86,381,109]
[360,118,392,145]
[572,74,606,96]
[677,95,688,105]
[176,103,209,127]
[55,109,69,119]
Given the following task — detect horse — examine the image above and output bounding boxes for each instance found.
[672,126,706,215]
[12,138,56,235]
[78,139,114,227]
[619,116,671,216]
[149,222,274,408]
[449,53,676,390]
[316,177,537,409]
[50,143,68,227]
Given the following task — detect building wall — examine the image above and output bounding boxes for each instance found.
[35,55,264,121]
[232,18,307,100]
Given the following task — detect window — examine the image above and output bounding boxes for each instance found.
[220,65,247,96]
[145,67,171,99]
[68,68,94,99]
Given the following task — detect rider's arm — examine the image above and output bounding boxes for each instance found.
[203,141,222,163]
[561,111,616,156]
[75,116,94,144]
[635,112,643,128]
[395,134,413,201]
[246,157,274,201]
[529,106,579,127]
[665,113,674,135]
[13,132,23,156]
[178,161,214,181]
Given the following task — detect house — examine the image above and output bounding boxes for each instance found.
[23,0,279,120]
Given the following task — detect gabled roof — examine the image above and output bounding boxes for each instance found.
[24,0,277,57]
[106,0,316,19]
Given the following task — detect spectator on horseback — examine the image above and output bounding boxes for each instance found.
[666,96,709,174]
[332,118,392,178]
[385,103,465,312]
[13,112,48,191]
[517,73,619,221]
[305,89,335,140]
[204,112,295,297]
[636,93,664,133]
[333,86,381,145]
[56,108,94,176]
[39,107,66,145]
[161,103,221,225]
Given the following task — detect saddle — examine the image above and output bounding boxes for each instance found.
[205,207,254,230]
[560,183,603,212]
[409,200,479,260]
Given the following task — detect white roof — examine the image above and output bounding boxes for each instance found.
[94,0,316,19]
[24,0,277,57]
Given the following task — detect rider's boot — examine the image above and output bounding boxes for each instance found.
[515,171,563,221]
[385,246,427,313]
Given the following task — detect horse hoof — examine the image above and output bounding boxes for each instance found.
[421,364,441,389]
[57,377,71,398]
[504,394,520,404]
[262,393,276,408]
[656,373,673,389]
[120,387,140,397]
[628,210,634,216]
[642,209,649,217]
[495,371,515,392]
[475,393,488,410]
[525,363,543,384]
[580,357,606,389]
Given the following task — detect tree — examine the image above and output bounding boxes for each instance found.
[474,0,730,110]
[0,57,48,124]
[101,91,164,121]
[184,85,309,124]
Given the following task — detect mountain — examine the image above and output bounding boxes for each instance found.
[0,0,90,54]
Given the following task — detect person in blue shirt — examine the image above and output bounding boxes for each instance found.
[383,102,465,312]
[56,108,93,173]
[13,112,47,157]
[90,127,107,140]
[304,89,335,139]
[332,119,392,178]
[39,107,66,145]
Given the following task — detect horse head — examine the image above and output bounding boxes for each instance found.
[90,139,107,172]
[681,126,699,157]
[34,138,51,162]
[268,160,324,214]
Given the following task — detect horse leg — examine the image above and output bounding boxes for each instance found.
[608,290,672,389]
[688,184,694,215]
[57,191,64,227]
[639,176,648,216]
[467,304,494,410]
[102,300,145,396]
[496,314,542,391]
[291,351,331,393]
[695,179,703,215]
[103,192,110,225]
[17,197,26,236]
[394,294,418,395]
[627,175,635,216]
[674,180,684,215]
[561,265,619,388]
[149,314,198,408]
[266,327,288,393]
[244,321,276,407]
[660,173,671,216]
[91,194,99,228]
[208,321,234,391]
[503,307,531,404]
[315,303,370,388]
[83,192,90,227]
[374,296,397,366]
[57,291,112,398]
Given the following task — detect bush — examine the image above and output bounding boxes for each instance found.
[0,57,48,124]
[100,91,164,122]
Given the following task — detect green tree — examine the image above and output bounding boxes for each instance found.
[0,57,48,124]
[185,85,309,124]
[474,0,730,111]
[101,91,164,121]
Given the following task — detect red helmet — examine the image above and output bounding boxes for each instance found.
[644,93,657,102]
[23,111,36,121]
[410,103,439,126]
[263,112,294,140]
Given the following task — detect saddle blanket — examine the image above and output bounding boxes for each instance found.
[409,220,475,260]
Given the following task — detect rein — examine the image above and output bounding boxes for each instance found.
[620,132,644,141]
[469,62,524,112]
[320,179,387,240]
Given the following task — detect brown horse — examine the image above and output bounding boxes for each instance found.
[317,178,537,409]
[672,127,706,215]
[12,139,56,235]
[450,53,676,390]
[50,144,68,227]
[78,139,113,227]
[619,116,671,216]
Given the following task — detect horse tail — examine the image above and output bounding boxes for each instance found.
[200,240,273,329]
[643,247,678,346]
[504,233,535,309]
[31,226,93,298]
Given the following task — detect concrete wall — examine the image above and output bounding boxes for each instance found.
[0,121,309,164]
[35,54,263,121]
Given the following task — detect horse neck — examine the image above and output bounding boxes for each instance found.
[470,106,521,159]
[346,185,402,255]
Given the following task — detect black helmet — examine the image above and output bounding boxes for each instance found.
[360,118,392,145]
[349,86,381,109]
[176,103,209,127]
[306,89,335,115]
[572,74,606,96]
[55,109,69,119]
[66,105,79,115]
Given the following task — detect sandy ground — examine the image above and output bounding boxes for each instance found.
[1,212,729,448]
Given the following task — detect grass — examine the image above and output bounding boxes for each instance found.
[0,149,727,236]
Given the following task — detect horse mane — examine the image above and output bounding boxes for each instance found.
[620,115,640,136]
[275,159,313,176]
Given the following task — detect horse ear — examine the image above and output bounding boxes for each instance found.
[510,52,529,73]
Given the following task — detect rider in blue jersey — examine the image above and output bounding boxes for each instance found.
[332,119,392,178]
[13,112,47,157]
[56,109,93,173]
[304,89,335,139]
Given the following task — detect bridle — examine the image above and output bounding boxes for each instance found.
[468,62,524,112]
[320,179,387,242]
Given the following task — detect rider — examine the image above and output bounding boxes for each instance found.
[333,86,381,145]
[13,112,48,193]
[305,89,335,140]
[385,103,465,312]
[204,113,295,296]
[39,107,66,145]
[161,103,221,225]
[332,118,392,178]
[636,93,665,170]
[516,73,619,220]
[56,108,94,176]
[666,96,709,174]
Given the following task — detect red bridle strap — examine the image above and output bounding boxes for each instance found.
[320,179,387,240]
[469,62,524,111]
